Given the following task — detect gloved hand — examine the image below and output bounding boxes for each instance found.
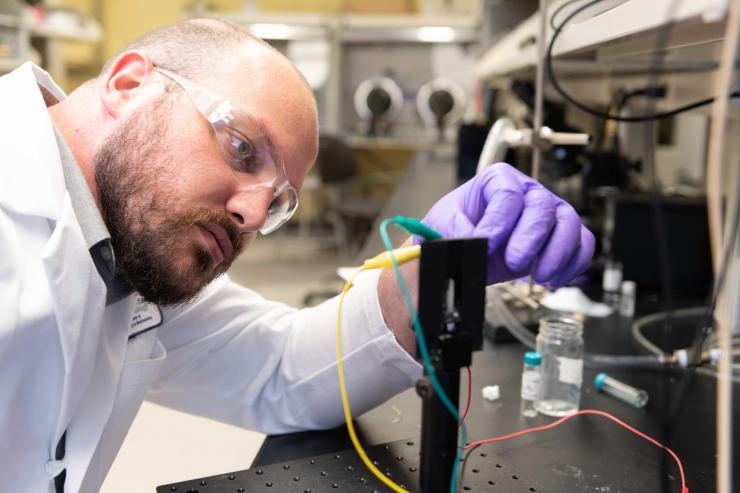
[419,163,594,287]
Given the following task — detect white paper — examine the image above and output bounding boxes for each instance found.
[557,357,583,386]
[520,371,541,400]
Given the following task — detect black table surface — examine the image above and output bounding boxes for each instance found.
[253,310,739,493]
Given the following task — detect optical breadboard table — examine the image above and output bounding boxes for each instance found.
[158,438,552,493]
[158,425,683,493]
[158,307,739,493]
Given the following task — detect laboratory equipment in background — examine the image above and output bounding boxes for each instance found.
[474,115,590,176]
[602,260,623,308]
[535,316,584,417]
[611,196,713,296]
[353,76,404,136]
[0,0,25,62]
[520,351,542,418]
[619,281,636,317]
[312,135,385,257]
[595,373,649,408]
[416,77,467,141]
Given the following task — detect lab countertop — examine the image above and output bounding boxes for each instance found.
[157,307,739,492]
[250,311,739,493]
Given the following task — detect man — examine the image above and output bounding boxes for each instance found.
[0,19,594,492]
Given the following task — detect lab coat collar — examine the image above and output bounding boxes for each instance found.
[0,62,68,222]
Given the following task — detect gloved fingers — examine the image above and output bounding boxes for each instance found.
[456,163,526,238]
[486,253,519,285]
[503,186,557,272]
[548,225,596,288]
[472,189,524,255]
[470,163,525,225]
[481,162,530,191]
[447,210,477,238]
[531,202,582,283]
[417,209,477,245]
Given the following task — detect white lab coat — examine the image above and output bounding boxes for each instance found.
[0,63,422,493]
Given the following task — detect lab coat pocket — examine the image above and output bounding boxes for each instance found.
[84,339,168,491]
[119,337,167,388]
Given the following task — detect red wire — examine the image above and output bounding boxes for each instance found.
[464,409,688,493]
[457,367,472,427]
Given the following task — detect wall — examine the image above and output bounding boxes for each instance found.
[100,0,185,60]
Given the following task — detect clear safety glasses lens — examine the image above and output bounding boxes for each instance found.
[209,102,282,186]
[156,68,285,186]
[155,68,299,234]
[261,185,299,234]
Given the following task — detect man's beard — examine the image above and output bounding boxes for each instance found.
[94,102,242,306]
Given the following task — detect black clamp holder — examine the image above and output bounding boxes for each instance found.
[415,238,487,493]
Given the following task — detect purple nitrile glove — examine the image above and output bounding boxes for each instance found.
[418,162,595,287]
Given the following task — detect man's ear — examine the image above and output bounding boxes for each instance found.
[99,51,156,119]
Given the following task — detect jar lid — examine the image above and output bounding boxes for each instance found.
[524,351,542,366]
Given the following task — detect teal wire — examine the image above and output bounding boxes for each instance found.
[379,217,468,493]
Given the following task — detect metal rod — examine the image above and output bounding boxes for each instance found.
[531,0,549,181]
[707,2,740,492]
[528,0,550,296]
[419,369,460,493]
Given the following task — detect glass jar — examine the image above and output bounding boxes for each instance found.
[534,316,584,417]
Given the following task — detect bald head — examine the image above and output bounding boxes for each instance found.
[103,19,292,81]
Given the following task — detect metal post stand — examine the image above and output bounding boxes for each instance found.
[416,238,487,493]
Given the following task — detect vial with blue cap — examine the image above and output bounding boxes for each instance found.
[520,351,542,418]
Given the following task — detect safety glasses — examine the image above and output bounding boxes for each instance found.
[155,67,298,234]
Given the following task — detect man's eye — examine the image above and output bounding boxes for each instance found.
[231,136,253,159]
[229,135,256,171]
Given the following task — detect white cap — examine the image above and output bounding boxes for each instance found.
[621,280,636,295]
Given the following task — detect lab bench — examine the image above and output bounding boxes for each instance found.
[158,310,740,492]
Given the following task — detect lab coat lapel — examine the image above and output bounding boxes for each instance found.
[41,194,108,442]
[2,60,109,446]
[41,200,137,492]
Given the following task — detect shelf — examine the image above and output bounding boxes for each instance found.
[340,12,478,43]
[476,0,731,79]
[30,25,102,44]
[344,134,455,151]
[203,10,479,43]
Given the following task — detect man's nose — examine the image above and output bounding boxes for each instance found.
[225,187,273,234]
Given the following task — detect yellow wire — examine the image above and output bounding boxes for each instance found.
[337,267,411,493]
[362,245,421,270]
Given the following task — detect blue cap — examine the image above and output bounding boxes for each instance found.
[524,351,542,366]
[594,373,608,390]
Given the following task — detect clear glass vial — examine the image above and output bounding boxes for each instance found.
[618,280,636,317]
[534,316,584,417]
[602,260,623,308]
[520,351,542,418]
[595,373,648,408]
